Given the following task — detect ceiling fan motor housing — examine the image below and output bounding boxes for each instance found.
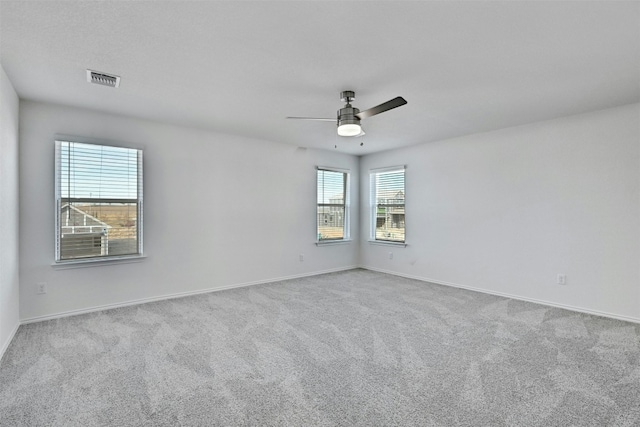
[337,106,361,128]
[338,90,360,128]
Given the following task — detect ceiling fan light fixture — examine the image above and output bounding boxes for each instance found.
[337,123,362,137]
[337,109,361,137]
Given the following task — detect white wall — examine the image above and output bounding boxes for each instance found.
[14,99,640,324]
[0,65,20,359]
[19,101,359,321]
[360,103,640,322]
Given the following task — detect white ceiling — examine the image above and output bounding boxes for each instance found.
[1,1,638,155]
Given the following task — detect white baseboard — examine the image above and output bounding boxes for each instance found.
[20,265,359,325]
[360,265,640,325]
[0,321,20,363]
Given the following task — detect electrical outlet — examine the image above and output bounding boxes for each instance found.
[37,282,47,294]
[557,274,567,285]
[299,254,304,262]
[389,252,393,260]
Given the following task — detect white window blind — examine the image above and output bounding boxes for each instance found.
[370,166,405,243]
[55,140,143,262]
[317,168,349,241]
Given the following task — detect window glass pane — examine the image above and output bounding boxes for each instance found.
[317,206,345,240]
[59,142,138,199]
[59,202,138,259]
[317,170,345,204]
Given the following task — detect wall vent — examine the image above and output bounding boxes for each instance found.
[86,69,120,88]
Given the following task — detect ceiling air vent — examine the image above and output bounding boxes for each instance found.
[86,69,120,88]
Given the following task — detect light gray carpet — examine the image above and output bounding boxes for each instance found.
[1,269,639,426]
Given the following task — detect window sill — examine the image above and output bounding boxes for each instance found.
[368,240,407,248]
[316,239,353,246]
[52,255,147,270]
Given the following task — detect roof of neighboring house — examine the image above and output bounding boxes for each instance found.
[61,204,110,228]
[376,190,404,200]
[62,204,138,229]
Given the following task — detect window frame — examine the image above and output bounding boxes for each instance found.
[54,138,144,265]
[316,166,350,244]
[369,165,406,245]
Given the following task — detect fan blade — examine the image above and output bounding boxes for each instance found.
[356,96,407,119]
[286,117,335,121]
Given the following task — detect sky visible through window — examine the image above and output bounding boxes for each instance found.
[375,170,405,197]
[317,170,345,203]
[59,141,138,200]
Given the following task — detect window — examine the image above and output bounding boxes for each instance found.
[55,140,143,262]
[370,166,405,243]
[317,168,349,242]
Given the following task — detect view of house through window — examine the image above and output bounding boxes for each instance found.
[317,168,349,241]
[370,167,405,243]
[55,140,143,261]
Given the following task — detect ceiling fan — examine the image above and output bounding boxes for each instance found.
[287,91,407,137]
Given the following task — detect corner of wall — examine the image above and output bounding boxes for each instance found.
[0,64,21,362]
